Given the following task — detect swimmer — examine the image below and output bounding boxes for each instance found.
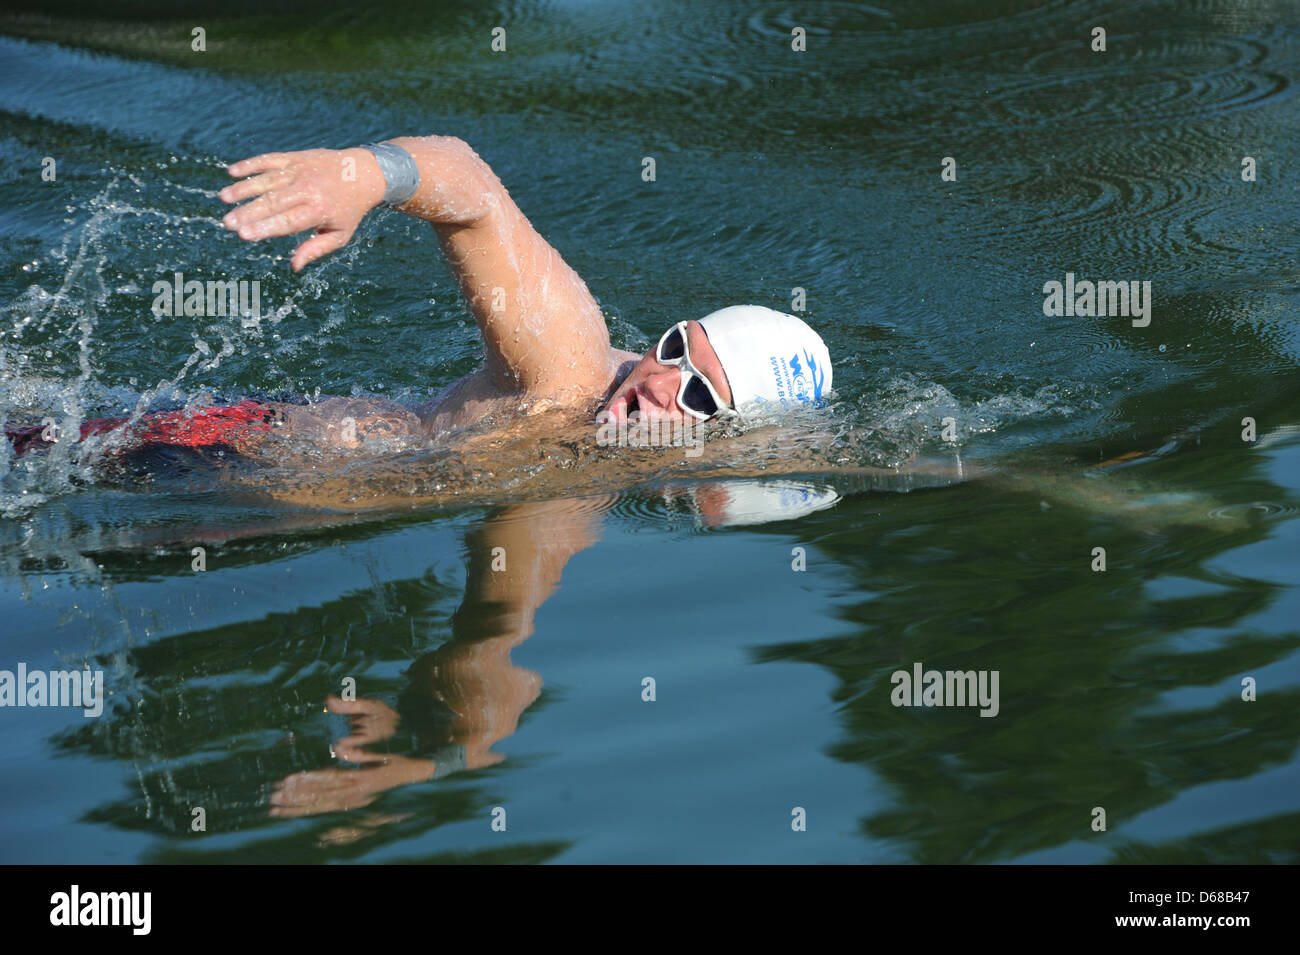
[8,136,832,460]
[6,135,1211,528]
[219,136,831,436]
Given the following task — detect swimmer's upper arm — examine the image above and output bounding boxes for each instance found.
[389,136,614,399]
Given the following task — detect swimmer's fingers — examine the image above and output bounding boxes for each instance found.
[269,771,379,816]
[235,203,324,242]
[226,152,293,179]
[325,695,397,718]
[218,168,294,205]
[221,186,313,233]
[292,229,351,272]
[334,741,390,765]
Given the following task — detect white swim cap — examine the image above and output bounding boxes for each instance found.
[663,479,842,527]
[695,305,832,413]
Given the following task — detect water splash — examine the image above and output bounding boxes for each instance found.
[0,163,387,517]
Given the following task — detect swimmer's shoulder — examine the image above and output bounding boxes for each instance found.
[419,348,638,434]
[610,348,640,381]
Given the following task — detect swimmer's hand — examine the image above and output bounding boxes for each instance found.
[270,758,434,817]
[322,694,400,760]
[220,148,385,272]
[268,695,431,817]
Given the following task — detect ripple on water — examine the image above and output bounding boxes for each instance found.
[743,1,894,39]
[984,33,1292,129]
[1208,500,1298,520]
[953,119,1276,280]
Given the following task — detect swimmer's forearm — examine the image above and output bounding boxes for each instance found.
[379,136,505,226]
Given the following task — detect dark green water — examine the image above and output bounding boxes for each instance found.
[1,0,1298,863]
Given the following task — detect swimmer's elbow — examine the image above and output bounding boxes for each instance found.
[407,133,469,155]
[405,134,484,171]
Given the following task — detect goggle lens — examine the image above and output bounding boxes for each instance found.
[681,375,719,417]
[658,327,685,361]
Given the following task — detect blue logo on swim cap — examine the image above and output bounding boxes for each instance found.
[788,351,825,404]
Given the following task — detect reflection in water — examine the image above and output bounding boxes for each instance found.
[759,433,1300,863]
[53,496,608,861]
[270,497,606,840]
[35,426,1300,862]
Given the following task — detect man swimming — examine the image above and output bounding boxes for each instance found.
[7,135,833,459]
[220,136,832,431]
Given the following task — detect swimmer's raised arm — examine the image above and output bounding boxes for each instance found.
[221,136,614,400]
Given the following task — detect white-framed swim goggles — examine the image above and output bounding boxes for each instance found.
[655,322,737,421]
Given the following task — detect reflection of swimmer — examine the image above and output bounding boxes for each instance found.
[663,479,843,527]
[269,496,606,828]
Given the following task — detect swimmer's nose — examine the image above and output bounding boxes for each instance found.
[642,370,681,414]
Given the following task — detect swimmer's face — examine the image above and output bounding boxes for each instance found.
[603,320,733,425]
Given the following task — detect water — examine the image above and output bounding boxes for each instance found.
[1,0,1298,863]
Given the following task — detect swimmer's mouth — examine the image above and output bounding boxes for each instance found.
[604,386,637,424]
[607,386,675,424]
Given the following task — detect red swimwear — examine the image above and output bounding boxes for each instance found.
[4,400,278,457]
